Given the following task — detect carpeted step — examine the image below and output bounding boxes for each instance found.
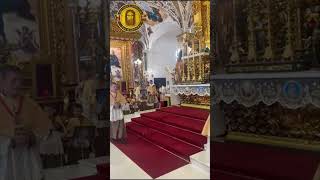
[127,122,202,161]
[141,111,205,133]
[132,117,207,148]
[112,131,188,179]
[158,106,209,120]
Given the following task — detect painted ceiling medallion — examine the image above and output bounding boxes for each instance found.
[116,4,144,32]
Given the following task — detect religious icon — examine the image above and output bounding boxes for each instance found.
[125,10,135,26]
[110,48,123,82]
[283,81,302,100]
[0,0,40,62]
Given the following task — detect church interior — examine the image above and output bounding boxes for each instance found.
[110,1,211,179]
[0,0,320,180]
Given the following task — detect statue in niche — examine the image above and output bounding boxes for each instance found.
[110,50,121,68]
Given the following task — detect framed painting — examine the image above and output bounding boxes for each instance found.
[110,46,123,83]
[0,0,50,65]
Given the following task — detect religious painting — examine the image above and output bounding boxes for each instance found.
[136,2,168,26]
[0,0,40,64]
[110,47,123,82]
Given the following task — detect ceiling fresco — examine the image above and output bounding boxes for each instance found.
[110,1,194,49]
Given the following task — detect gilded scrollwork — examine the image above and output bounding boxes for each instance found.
[224,102,320,142]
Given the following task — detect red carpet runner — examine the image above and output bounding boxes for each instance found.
[113,131,188,178]
[113,106,209,179]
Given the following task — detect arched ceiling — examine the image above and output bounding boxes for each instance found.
[110,1,194,49]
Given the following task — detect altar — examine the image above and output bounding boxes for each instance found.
[170,84,210,108]
[169,1,211,109]
[212,0,320,151]
[212,71,320,151]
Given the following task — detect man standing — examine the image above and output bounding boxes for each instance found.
[0,65,51,180]
[147,80,158,107]
[110,82,127,143]
[134,81,141,101]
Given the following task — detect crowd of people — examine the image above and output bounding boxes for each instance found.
[109,80,162,143]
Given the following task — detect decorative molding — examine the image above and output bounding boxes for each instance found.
[46,0,69,96]
[211,71,320,109]
[171,84,210,96]
[110,20,142,41]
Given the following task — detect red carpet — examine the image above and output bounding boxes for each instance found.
[212,141,320,180]
[132,117,207,147]
[158,106,209,120]
[127,122,203,160]
[112,131,189,179]
[141,111,206,133]
[111,106,207,178]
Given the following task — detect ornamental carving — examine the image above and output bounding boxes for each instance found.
[111,20,141,40]
[216,0,320,72]
[212,72,320,109]
[224,102,320,143]
[171,84,210,96]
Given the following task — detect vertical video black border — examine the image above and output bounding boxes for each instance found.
[103,0,110,177]
[210,1,216,179]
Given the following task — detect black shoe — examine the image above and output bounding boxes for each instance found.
[120,139,127,144]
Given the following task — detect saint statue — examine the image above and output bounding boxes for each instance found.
[110,50,121,68]
[147,80,158,107]
[110,50,122,82]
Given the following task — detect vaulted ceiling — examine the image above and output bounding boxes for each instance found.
[110,1,194,49]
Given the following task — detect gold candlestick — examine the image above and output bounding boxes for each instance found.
[230,0,240,64]
[198,55,203,81]
[247,0,257,63]
[263,0,274,61]
[187,59,191,81]
[192,40,196,81]
[182,60,185,82]
[192,58,196,81]
[282,1,294,61]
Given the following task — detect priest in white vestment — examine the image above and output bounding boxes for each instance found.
[0,65,52,180]
[110,82,127,143]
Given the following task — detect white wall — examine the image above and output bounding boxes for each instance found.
[148,30,180,79]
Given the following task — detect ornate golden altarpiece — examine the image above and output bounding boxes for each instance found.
[110,20,141,91]
[172,1,211,109]
[213,0,320,151]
